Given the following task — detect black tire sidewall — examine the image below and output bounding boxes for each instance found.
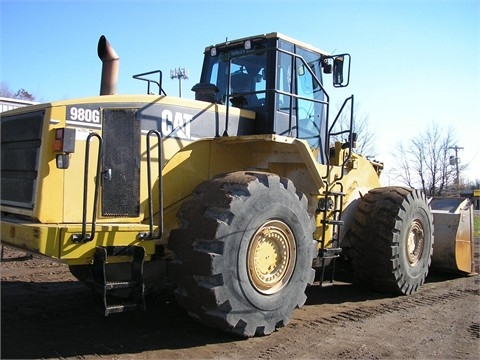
[396,194,433,283]
[348,187,434,295]
[220,182,313,312]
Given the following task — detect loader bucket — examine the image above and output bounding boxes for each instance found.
[430,197,475,275]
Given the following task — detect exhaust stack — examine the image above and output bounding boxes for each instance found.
[98,35,119,95]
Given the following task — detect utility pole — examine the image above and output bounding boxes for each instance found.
[170,67,189,97]
[449,145,464,189]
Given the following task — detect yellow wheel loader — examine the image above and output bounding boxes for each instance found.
[1,33,475,337]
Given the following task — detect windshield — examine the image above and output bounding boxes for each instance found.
[202,44,268,109]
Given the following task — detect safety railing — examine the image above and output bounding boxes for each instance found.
[72,132,103,243]
[138,129,164,240]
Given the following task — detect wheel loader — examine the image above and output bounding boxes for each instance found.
[1,32,475,337]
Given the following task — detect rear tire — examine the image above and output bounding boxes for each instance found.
[168,171,316,337]
[346,187,433,295]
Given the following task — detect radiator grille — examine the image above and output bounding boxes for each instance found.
[1,111,44,208]
[102,108,140,217]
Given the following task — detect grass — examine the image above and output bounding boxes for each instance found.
[475,214,480,237]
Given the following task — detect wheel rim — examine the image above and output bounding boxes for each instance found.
[247,220,296,295]
[406,218,425,266]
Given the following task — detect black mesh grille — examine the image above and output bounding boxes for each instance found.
[1,111,44,208]
[102,108,140,217]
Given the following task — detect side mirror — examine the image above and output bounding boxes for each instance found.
[333,57,344,84]
[332,54,351,88]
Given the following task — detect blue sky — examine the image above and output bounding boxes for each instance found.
[1,0,479,183]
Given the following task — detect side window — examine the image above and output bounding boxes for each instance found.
[296,61,315,99]
[295,55,324,149]
[209,62,219,85]
[203,59,227,104]
[254,68,266,104]
[276,52,294,112]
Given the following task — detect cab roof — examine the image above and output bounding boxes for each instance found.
[205,32,330,57]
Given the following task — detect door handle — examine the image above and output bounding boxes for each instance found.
[102,168,112,181]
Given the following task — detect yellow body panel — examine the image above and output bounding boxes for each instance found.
[1,125,380,264]
[1,222,155,265]
[1,94,383,265]
[1,219,155,265]
[1,95,255,264]
[58,224,156,265]
[34,106,66,223]
[1,221,61,258]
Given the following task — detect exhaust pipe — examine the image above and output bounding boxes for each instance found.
[97,35,119,95]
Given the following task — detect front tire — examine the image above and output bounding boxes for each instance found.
[346,187,433,295]
[168,171,316,337]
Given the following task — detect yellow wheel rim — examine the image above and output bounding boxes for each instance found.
[247,220,296,295]
[406,219,425,266]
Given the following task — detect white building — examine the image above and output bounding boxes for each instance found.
[0,97,37,113]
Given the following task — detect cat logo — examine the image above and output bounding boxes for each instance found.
[161,109,192,139]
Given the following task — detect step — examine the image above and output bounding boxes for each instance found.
[320,281,335,288]
[105,303,143,316]
[93,245,146,315]
[320,247,342,259]
[105,281,139,290]
[321,219,344,225]
[324,191,346,197]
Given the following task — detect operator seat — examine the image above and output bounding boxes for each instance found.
[230,72,252,108]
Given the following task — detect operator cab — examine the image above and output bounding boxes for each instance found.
[193,32,350,164]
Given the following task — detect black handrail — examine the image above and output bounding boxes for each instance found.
[133,70,166,96]
[326,94,355,180]
[72,132,103,243]
[317,94,354,284]
[138,130,163,240]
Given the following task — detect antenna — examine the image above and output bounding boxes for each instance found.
[170,67,189,97]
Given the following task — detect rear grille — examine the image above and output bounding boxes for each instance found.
[1,111,44,208]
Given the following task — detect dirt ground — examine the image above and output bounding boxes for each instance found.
[1,237,479,360]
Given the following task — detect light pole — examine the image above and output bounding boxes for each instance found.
[170,67,189,97]
[449,145,464,189]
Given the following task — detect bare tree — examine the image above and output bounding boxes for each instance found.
[390,121,466,196]
[13,89,35,101]
[0,82,14,98]
[392,141,416,188]
[0,82,36,101]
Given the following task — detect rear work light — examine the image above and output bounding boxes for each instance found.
[53,127,76,169]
